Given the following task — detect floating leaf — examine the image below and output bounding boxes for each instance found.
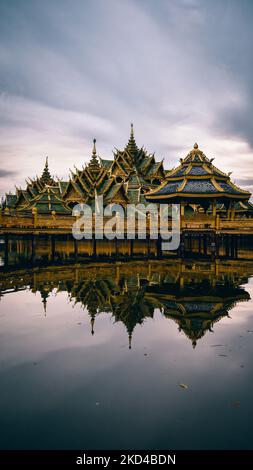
[179,383,188,389]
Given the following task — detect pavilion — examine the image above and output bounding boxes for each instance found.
[146,143,251,220]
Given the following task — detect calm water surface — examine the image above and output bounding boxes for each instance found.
[0,256,253,450]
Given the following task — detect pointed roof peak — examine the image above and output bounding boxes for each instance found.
[41,156,54,185]
[125,122,139,155]
[130,122,134,138]
[92,138,97,156]
[183,143,210,164]
[88,138,100,171]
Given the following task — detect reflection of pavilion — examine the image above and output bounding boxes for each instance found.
[0,260,252,348]
[146,283,250,348]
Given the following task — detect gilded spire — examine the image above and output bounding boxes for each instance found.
[128,332,132,350]
[125,122,138,156]
[130,122,134,139]
[89,138,100,170]
[41,157,53,185]
[92,138,97,156]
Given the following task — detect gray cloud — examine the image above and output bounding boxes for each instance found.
[0,169,17,178]
[0,0,252,197]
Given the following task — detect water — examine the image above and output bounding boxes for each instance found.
[1,252,253,449]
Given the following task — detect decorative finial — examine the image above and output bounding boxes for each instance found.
[128,332,132,350]
[91,317,95,335]
[45,156,48,166]
[193,143,198,149]
[130,123,134,138]
[92,138,97,155]
[43,298,47,315]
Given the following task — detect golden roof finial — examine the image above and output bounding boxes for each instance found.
[130,122,134,138]
[193,143,198,149]
[92,138,97,156]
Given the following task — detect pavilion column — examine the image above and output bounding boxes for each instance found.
[212,200,217,217]
[32,207,37,228]
[215,214,220,230]
[180,201,185,217]
[231,202,235,221]
[180,201,185,231]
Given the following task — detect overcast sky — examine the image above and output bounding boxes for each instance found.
[0,0,253,197]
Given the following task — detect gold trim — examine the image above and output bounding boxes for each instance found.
[211,178,224,192]
[177,179,187,192]
[146,192,250,200]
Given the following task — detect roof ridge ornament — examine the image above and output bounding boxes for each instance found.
[41,156,53,185]
[88,138,100,170]
[125,122,139,156]
[92,138,97,156]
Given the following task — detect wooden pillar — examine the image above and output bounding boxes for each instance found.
[215,214,220,230]
[179,275,184,289]
[231,203,235,221]
[32,207,37,228]
[180,202,185,216]
[212,200,217,217]
[4,234,9,267]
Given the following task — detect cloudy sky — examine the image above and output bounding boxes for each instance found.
[0,0,253,197]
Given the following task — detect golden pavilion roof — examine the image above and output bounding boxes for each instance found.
[146,143,251,202]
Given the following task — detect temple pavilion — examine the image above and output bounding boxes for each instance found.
[1,131,252,220]
[146,143,252,219]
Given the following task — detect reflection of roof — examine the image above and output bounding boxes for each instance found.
[0,260,252,348]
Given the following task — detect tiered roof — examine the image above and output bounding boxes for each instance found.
[63,139,129,207]
[11,158,69,214]
[17,186,71,214]
[146,143,251,203]
[99,124,165,204]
